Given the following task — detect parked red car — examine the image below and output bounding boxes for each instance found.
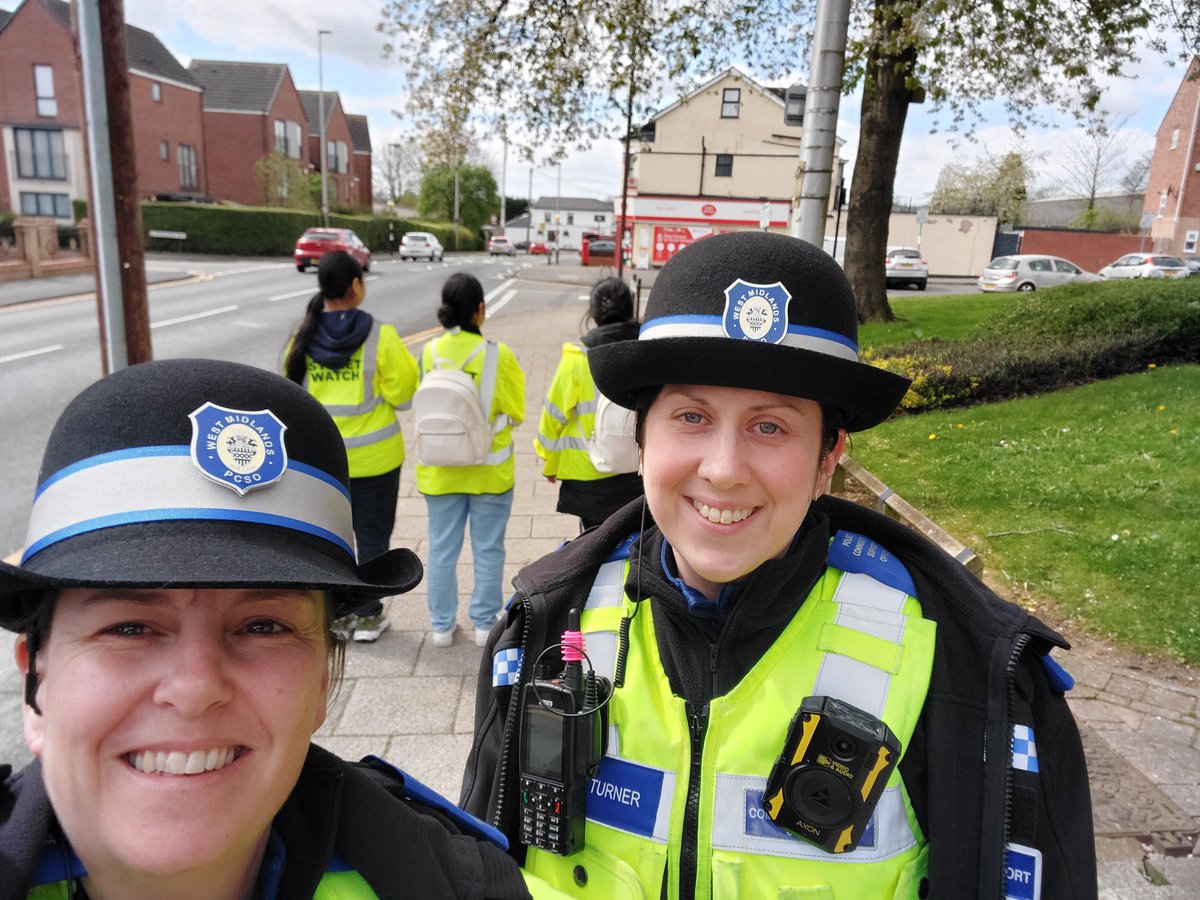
[528,241,549,255]
[294,228,372,273]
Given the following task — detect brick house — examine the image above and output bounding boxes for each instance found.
[346,113,373,208]
[188,60,309,206]
[1146,57,1200,256]
[299,90,362,211]
[0,0,205,218]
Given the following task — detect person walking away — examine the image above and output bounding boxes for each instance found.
[416,273,525,648]
[460,232,1096,899]
[535,277,643,530]
[284,250,418,642]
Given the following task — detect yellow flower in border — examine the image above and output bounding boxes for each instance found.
[1158,405,1166,411]
[928,433,937,440]
[1148,363,1158,369]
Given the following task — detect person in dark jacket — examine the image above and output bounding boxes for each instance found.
[0,359,529,900]
[460,232,1096,899]
[534,277,643,530]
[284,250,420,643]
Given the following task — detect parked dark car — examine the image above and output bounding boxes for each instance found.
[1183,255,1200,276]
[294,228,371,273]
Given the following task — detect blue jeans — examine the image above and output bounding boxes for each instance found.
[424,490,514,632]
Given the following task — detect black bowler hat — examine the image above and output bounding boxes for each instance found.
[589,232,911,431]
[0,358,422,631]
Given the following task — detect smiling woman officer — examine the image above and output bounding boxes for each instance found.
[0,359,529,900]
[461,232,1096,900]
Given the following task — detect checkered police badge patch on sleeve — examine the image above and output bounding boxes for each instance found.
[189,402,289,495]
[1011,724,1039,773]
[492,647,523,687]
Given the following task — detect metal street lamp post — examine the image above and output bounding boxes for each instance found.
[318,29,331,226]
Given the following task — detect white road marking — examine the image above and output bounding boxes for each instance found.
[151,305,239,329]
[0,344,63,365]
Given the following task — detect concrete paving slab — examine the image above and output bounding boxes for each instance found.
[1145,858,1200,895]
[388,734,475,801]
[338,676,463,735]
[1082,721,1195,838]
[1098,727,1200,787]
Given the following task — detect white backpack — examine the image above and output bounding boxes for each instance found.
[414,340,501,466]
[587,392,640,474]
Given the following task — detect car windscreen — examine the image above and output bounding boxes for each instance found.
[987,258,1019,270]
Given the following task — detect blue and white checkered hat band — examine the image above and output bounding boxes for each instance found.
[492,647,523,687]
[1011,724,1039,773]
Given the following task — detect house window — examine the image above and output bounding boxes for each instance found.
[34,65,57,117]
[337,141,349,173]
[14,128,66,179]
[178,144,197,189]
[19,191,70,218]
[288,122,302,159]
[721,88,741,118]
[275,120,288,154]
[1158,193,1168,218]
[159,141,169,161]
[152,82,162,102]
[1186,230,1199,253]
[1171,129,1180,150]
[715,154,734,177]
[567,213,575,225]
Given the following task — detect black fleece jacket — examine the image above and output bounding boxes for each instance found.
[1,745,530,900]
[460,496,1097,900]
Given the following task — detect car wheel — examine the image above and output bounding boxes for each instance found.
[296,264,306,272]
[1018,282,1036,292]
[916,280,927,291]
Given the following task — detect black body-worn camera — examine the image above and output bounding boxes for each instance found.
[518,612,606,856]
[763,695,901,854]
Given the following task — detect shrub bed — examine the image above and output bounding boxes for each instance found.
[139,203,479,255]
[865,279,1200,413]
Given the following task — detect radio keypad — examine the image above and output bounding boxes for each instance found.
[520,777,570,852]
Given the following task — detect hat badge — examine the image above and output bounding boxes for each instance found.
[722,279,790,344]
[189,402,288,496]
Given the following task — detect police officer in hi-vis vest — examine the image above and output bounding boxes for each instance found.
[0,359,529,900]
[461,232,1096,900]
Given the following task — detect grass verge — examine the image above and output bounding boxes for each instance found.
[848,365,1200,664]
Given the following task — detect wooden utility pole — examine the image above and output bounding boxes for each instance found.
[76,0,151,372]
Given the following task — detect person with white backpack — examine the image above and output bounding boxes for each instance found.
[415,273,526,648]
[534,277,644,530]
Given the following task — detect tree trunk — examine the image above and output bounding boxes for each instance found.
[844,12,917,324]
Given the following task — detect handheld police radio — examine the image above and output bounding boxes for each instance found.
[518,609,607,856]
[763,695,901,854]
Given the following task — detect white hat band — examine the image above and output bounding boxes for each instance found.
[638,314,860,362]
[23,446,354,563]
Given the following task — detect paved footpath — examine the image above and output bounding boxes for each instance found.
[1,263,1197,895]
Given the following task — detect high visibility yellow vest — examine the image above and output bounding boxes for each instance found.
[301,322,419,478]
[416,329,527,496]
[28,867,378,899]
[522,531,937,900]
[535,342,609,482]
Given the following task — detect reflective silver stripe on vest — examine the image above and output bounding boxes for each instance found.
[580,558,628,680]
[23,450,355,561]
[711,776,916,861]
[307,322,387,417]
[576,399,597,415]
[536,434,588,453]
[342,420,402,449]
[542,400,568,425]
[815,572,909,719]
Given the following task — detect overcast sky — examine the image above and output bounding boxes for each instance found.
[6,0,1184,204]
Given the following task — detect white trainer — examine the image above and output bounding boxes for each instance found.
[431,627,455,648]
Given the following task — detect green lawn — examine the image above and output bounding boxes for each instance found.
[848,365,1200,664]
[858,291,1008,347]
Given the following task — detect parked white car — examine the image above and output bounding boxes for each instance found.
[977,255,1101,293]
[884,246,928,290]
[1097,253,1189,280]
[399,231,444,261]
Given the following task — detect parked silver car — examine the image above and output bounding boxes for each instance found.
[884,246,928,290]
[1097,253,1189,280]
[399,231,444,261]
[977,255,1101,292]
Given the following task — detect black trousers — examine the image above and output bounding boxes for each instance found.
[349,465,401,618]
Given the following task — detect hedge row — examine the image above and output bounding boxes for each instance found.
[865,278,1200,413]
[139,203,479,255]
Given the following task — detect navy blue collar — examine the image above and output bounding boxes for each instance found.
[659,538,740,623]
